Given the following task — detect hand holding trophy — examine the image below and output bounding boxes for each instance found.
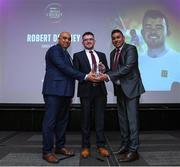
[92,62,105,77]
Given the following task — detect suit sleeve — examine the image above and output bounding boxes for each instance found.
[48,48,85,81]
[108,46,138,81]
[110,51,114,70]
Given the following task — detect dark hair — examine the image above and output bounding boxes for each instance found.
[111,29,124,37]
[82,32,94,38]
[142,10,169,33]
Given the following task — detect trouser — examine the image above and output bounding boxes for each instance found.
[80,86,107,148]
[42,95,71,154]
[116,87,140,152]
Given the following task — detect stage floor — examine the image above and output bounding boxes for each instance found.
[0,131,180,166]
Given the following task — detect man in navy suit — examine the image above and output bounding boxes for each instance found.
[99,29,145,162]
[73,32,110,158]
[42,32,95,163]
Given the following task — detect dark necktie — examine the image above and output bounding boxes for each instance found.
[89,50,97,71]
[112,48,120,70]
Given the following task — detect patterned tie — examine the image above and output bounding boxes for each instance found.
[89,50,97,71]
[112,48,120,70]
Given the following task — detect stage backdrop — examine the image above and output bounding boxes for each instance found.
[0,0,180,103]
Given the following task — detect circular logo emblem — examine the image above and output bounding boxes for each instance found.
[45,3,62,23]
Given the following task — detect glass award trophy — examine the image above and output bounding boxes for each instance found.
[92,62,106,77]
[98,62,106,74]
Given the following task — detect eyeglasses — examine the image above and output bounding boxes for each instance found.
[83,38,94,42]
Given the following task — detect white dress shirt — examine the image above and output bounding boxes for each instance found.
[85,49,100,69]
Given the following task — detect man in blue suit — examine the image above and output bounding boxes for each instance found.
[42,32,95,163]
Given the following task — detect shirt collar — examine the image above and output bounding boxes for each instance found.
[116,43,125,51]
[85,49,95,52]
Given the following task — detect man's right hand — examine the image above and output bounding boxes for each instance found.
[96,73,109,82]
[86,71,109,82]
[86,71,98,82]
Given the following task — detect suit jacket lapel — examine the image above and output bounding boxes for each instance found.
[64,50,73,66]
[57,44,73,66]
[111,43,126,68]
[120,43,127,64]
[110,49,116,69]
[83,50,91,70]
[95,50,102,63]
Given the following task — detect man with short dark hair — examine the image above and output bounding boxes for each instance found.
[99,29,145,162]
[141,10,170,58]
[140,10,180,91]
[73,32,110,158]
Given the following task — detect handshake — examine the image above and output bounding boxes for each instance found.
[86,62,108,82]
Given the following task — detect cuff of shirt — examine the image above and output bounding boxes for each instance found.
[84,74,88,80]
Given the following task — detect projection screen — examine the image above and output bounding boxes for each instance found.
[0,0,180,103]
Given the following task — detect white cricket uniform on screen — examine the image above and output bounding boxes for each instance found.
[139,48,180,91]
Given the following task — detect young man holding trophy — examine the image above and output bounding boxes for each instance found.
[73,32,110,158]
